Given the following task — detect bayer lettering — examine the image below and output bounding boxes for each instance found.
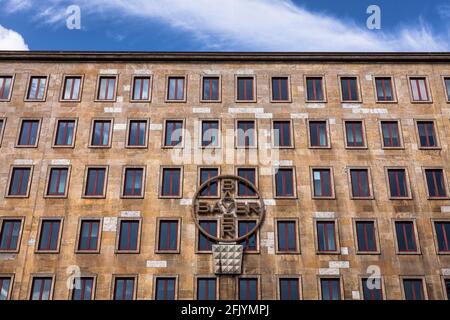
[196,201,262,215]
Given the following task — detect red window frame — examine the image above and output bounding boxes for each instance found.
[271,77,289,101]
[237,168,257,197]
[197,278,217,300]
[113,277,135,300]
[91,120,111,147]
[127,120,147,147]
[355,221,377,252]
[403,279,425,300]
[312,168,333,197]
[345,121,365,147]
[410,77,430,101]
[273,120,291,147]
[155,277,176,300]
[395,221,417,253]
[238,278,258,300]
[279,278,300,300]
[435,222,450,252]
[237,120,255,147]
[375,77,394,102]
[237,77,254,101]
[30,277,53,300]
[350,169,370,198]
[46,167,68,196]
[199,168,219,197]
[417,121,437,148]
[167,77,185,100]
[275,168,294,197]
[202,77,220,101]
[0,219,22,251]
[198,220,217,252]
[316,221,337,252]
[158,220,179,252]
[0,277,12,300]
[425,169,447,198]
[381,121,400,147]
[84,168,106,196]
[340,77,359,101]
[37,220,61,252]
[97,76,116,101]
[27,76,47,100]
[309,121,328,147]
[387,169,408,198]
[276,220,297,252]
[306,77,324,101]
[71,277,94,300]
[201,120,219,147]
[78,220,100,251]
[54,120,75,146]
[164,120,183,147]
[117,220,140,252]
[62,76,82,100]
[0,76,13,100]
[123,168,144,197]
[132,76,151,101]
[18,120,39,146]
[238,221,257,252]
[161,168,181,197]
[8,167,31,196]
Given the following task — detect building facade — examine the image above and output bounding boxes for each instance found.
[0,52,450,300]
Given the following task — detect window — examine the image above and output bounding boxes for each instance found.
[117,220,140,252]
[409,77,430,102]
[403,279,425,300]
[30,277,53,300]
[197,278,217,300]
[355,221,377,253]
[61,76,82,101]
[417,121,438,148]
[26,76,47,101]
[316,221,337,253]
[340,77,359,101]
[84,167,107,197]
[7,167,32,197]
[0,219,22,252]
[444,77,450,102]
[361,278,383,300]
[434,222,450,253]
[237,168,257,197]
[350,168,371,198]
[155,278,176,300]
[54,120,76,147]
[308,120,329,148]
[381,121,401,148]
[90,120,112,147]
[199,168,219,197]
[167,77,185,101]
[238,221,257,252]
[445,279,450,299]
[312,168,333,198]
[273,120,292,147]
[320,278,341,300]
[425,169,447,198]
[131,76,151,101]
[46,167,69,197]
[375,77,395,102]
[97,76,117,101]
[395,221,418,253]
[0,118,4,146]
[276,220,298,253]
[113,277,135,300]
[127,120,147,147]
[239,278,258,300]
[0,76,13,100]
[72,277,95,300]
[279,278,300,300]
[0,277,12,300]
[164,120,183,147]
[305,77,324,102]
[274,168,295,198]
[160,167,182,197]
[77,220,101,252]
[122,167,145,198]
[271,77,289,101]
[158,220,179,252]
[236,120,256,147]
[345,121,365,148]
[37,219,62,252]
[18,119,40,147]
[202,77,220,101]
[237,77,255,101]
[201,120,219,147]
[387,168,409,198]
[198,220,217,252]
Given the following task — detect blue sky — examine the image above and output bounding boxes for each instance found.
[0,0,449,51]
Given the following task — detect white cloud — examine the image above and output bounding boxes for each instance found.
[3,0,32,13]
[0,25,29,50]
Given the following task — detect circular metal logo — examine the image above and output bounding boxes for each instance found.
[192,175,266,243]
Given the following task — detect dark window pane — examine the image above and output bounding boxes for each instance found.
[118,221,139,251]
[72,278,94,300]
[321,279,341,300]
[237,168,256,197]
[0,277,12,300]
[434,222,450,252]
[417,121,437,147]
[155,278,176,300]
[350,169,370,197]
[306,77,324,101]
[445,78,450,101]
[273,121,291,147]
[128,120,147,146]
[313,169,332,197]
[47,168,68,196]
[345,121,364,147]
[123,168,143,196]
[161,168,181,197]
[30,277,52,300]
[309,121,328,147]
[132,77,150,100]
[158,220,178,251]
[85,168,106,196]
[203,77,219,101]
[27,77,47,100]
[197,278,216,300]
[201,121,219,147]
[272,77,289,101]
[237,78,254,101]
[8,168,31,196]
[168,77,185,100]
[395,222,417,252]
[55,120,75,146]
[375,78,394,101]
[275,168,294,197]
[277,221,297,252]
[198,220,217,251]
[445,280,450,300]
[237,121,255,147]
[425,169,447,197]
[164,121,183,146]
[199,168,219,197]
[78,220,100,251]
[403,279,425,300]
[381,121,400,147]
[356,222,377,252]
[239,279,258,300]
[317,221,337,252]
[38,220,61,251]
[279,279,299,300]
[18,120,39,146]
[238,221,257,251]
[0,220,21,251]
[362,278,383,300]
[341,77,358,101]
[62,77,81,100]
[98,77,116,100]
[114,278,134,300]
[91,120,111,146]
[0,76,13,100]
[388,169,408,198]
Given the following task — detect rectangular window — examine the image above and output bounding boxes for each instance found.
[0,219,22,252]
[320,278,341,300]
[340,77,359,101]
[279,278,300,300]
[132,76,151,101]
[276,221,297,252]
[164,120,183,147]
[345,121,365,147]
[27,76,47,100]
[239,278,258,300]
[362,278,382,300]
[30,277,53,300]
[46,167,69,197]
[237,168,257,197]
[97,76,116,101]
[387,169,409,198]
[127,120,147,147]
[54,120,76,147]
[202,77,220,101]
[316,221,337,252]
[62,76,82,101]
[0,277,12,300]
[395,221,418,253]
[201,120,219,147]
[158,220,179,252]
[77,220,100,252]
[237,77,254,101]
[0,76,13,100]
[271,77,289,101]
[417,121,438,148]
[18,119,39,146]
[238,221,257,252]
[425,169,447,198]
[8,167,31,196]
[275,168,295,198]
[84,167,107,197]
[444,77,450,102]
[122,167,144,197]
[381,121,401,148]
[198,220,217,252]
[306,77,324,101]
[434,222,450,253]
[199,168,219,197]
[403,279,425,300]
[236,120,256,147]
[167,77,185,101]
[312,168,333,198]
[197,278,216,300]
[273,121,292,147]
[37,220,61,252]
[91,120,112,147]
[113,277,135,300]
[161,168,182,197]
[117,220,140,252]
[410,77,430,102]
[155,278,176,300]
[350,169,371,198]
[72,277,94,300]
[0,118,4,145]
[355,221,377,252]
[445,279,450,299]
[309,121,328,147]
[375,77,394,102]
